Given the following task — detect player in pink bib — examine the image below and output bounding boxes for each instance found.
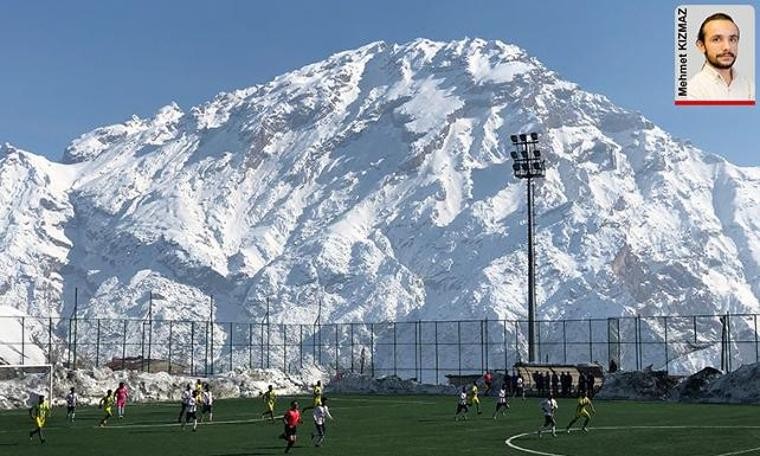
[115,382,129,419]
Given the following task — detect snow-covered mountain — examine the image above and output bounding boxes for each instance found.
[1,38,759,373]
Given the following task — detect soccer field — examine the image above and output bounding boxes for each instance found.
[0,395,758,455]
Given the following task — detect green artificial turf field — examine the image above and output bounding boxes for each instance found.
[1,395,758,455]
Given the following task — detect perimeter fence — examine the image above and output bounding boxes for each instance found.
[1,311,750,382]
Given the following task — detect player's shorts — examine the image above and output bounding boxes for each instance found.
[104,407,113,417]
[313,397,322,407]
[185,411,197,421]
[456,404,468,414]
[35,417,45,428]
[67,406,75,413]
[203,404,213,414]
[116,400,126,407]
[496,401,508,409]
[575,409,591,419]
[315,423,326,436]
[543,415,556,427]
[266,402,275,412]
[469,397,479,405]
[284,425,297,438]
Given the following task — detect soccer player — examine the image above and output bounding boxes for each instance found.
[98,389,115,427]
[115,382,129,419]
[178,384,192,423]
[182,390,199,432]
[195,379,203,396]
[537,394,558,438]
[303,380,323,413]
[515,375,525,400]
[565,391,596,433]
[65,387,78,422]
[279,401,302,453]
[468,381,481,415]
[483,370,494,395]
[28,395,50,444]
[454,386,469,421]
[311,396,334,447]
[201,383,214,422]
[262,385,277,423]
[492,383,509,419]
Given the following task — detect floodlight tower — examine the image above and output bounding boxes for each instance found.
[510,132,546,363]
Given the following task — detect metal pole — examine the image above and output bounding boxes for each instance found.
[527,177,537,362]
[588,319,593,363]
[266,297,271,369]
[249,323,253,370]
[755,315,758,363]
[21,317,25,365]
[140,317,145,372]
[335,324,339,373]
[502,320,508,372]
[370,323,375,378]
[73,288,78,368]
[415,321,420,381]
[95,319,100,368]
[121,320,127,371]
[168,321,173,374]
[457,321,462,376]
[693,316,698,344]
[191,321,195,376]
[664,316,669,374]
[562,319,567,363]
[393,322,397,377]
[204,321,209,376]
[514,320,519,363]
[350,323,355,373]
[210,295,214,375]
[48,317,52,364]
[261,323,265,368]
[479,319,484,372]
[147,291,153,373]
[299,324,303,370]
[635,316,640,371]
[435,321,439,383]
[229,322,233,372]
[283,324,288,373]
[484,319,489,371]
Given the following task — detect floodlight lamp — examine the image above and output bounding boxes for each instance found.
[521,150,529,159]
[510,134,519,143]
[533,162,542,170]
[512,163,520,172]
[510,151,518,160]
[530,132,538,141]
[534,150,541,158]
[519,133,527,141]
[521,163,529,171]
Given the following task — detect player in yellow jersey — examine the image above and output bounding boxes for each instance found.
[99,389,115,427]
[303,381,323,412]
[468,381,481,415]
[565,391,596,433]
[28,395,50,444]
[261,385,277,423]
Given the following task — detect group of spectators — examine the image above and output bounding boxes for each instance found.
[485,369,597,397]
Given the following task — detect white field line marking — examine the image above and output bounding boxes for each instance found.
[505,426,760,456]
[105,416,282,429]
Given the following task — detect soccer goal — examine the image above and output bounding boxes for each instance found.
[0,364,54,406]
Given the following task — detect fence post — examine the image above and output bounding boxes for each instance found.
[457,321,462,376]
[229,322,234,373]
[514,321,519,363]
[418,320,423,382]
[121,320,127,371]
[415,321,419,381]
[562,319,567,363]
[370,323,375,378]
[95,319,100,368]
[754,315,758,363]
[335,324,339,373]
[204,321,209,376]
[248,323,253,370]
[502,320,507,373]
[350,323,355,373]
[299,324,303,370]
[210,295,215,375]
[393,322,397,377]
[634,316,640,370]
[537,319,541,363]
[693,316,698,344]
[48,317,52,365]
[261,323,265,368]
[588,319,593,363]
[191,321,195,376]
[484,318,489,371]
[140,318,146,372]
[284,324,288,374]
[664,316,669,374]
[21,316,25,365]
[435,321,439,384]
[168,321,173,374]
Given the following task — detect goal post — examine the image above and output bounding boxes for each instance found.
[0,364,53,407]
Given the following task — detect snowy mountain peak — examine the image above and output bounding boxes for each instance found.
[1,38,759,373]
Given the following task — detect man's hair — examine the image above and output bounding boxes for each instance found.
[697,13,737,43]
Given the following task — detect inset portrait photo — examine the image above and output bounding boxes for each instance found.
[674,5,755,105]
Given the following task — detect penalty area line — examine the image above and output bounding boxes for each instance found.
[505,425,760,456]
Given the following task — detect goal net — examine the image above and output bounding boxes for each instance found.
[0,364,53,408]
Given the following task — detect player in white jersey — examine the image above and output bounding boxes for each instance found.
[311,397,334,447]
[492,384,509,419]
[178,384,192,423]
[182,391,199,431]
[65,387,78,422]
[538,394,558,438]
[515,376,525,400]
[454,386,469,421]
[201,384,214,422]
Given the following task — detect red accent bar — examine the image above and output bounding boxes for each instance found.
[674,100,756,106]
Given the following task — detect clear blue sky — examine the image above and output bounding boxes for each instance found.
[1,0,757,166]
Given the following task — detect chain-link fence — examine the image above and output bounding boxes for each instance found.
[0,313,751,381]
